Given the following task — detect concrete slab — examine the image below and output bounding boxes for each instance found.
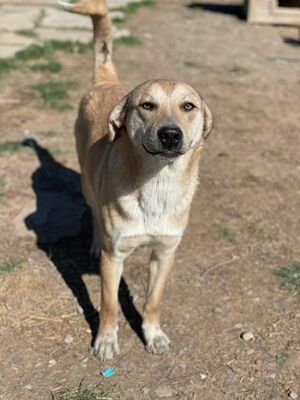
[0,5,41,32]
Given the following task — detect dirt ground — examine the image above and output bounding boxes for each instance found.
[0,1,300,399]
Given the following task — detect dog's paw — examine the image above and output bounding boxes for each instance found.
[143,322,171,355]
[93,328,119,361]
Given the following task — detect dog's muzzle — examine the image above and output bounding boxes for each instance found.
[157,125,183,152]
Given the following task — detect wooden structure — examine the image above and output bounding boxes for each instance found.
[247,0,300,25]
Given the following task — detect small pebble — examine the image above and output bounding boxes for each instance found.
[247,348,255,355]
[200,373,208,380]
[269,373,276,380]
[24,384,32,390]
[287,390,298,399]
[142,387,150,396]
[240,331,255,341]
[48,359,56,367]
[226,366,236,377]
[64,334,74,344]
[212,306,223,315]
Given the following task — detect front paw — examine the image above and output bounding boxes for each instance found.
[93,327,119,361]
[142,322,171,355]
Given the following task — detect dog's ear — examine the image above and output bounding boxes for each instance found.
[202,100,213,140]
[108,96,128,142]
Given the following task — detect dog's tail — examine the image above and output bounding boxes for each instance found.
[59,0,118,85]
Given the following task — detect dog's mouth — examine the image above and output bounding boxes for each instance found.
[143,144,183,159]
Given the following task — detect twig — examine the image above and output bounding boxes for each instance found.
[201,255,239,278]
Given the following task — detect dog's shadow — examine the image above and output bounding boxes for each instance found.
[24,138,144,345]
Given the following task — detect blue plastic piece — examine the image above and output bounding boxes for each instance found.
[101,367,116,377]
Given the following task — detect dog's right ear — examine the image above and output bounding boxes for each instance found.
[108,97,128,142]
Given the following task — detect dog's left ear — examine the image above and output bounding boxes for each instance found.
[108,96,128,142]
[202,100,213,140]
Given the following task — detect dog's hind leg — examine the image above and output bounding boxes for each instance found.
[58,0,118,85]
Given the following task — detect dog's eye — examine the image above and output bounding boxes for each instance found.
[182,102,195,111]
[141,102,156,110]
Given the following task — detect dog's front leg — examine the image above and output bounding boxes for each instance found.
[142,248,176,355]
[94,250,123,361]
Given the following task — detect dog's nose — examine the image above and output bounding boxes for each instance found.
[157,126,183,150]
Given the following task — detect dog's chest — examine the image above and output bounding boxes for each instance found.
[117,172,194,239]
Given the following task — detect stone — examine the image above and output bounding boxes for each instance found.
[287,390,298,399]
[48,359,57,367]
[0,5,41,32]
[240,331,255,341]
[64,334,74,344]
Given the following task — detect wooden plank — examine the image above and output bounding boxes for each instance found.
[247,0,300,25]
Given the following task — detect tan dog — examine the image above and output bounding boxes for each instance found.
[60,0,213,361]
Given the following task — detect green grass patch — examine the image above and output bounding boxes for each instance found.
[0,259,22,274]
[0,176,4,202]
[56,388,118,400]
[114,35,142,47]
[230,66,250,76]
[31,80,77,111]
[217,227,236,242]
[184,61,200,69]
[39,129,58,138]
[0,40,92,79]
[16,29,37,38]
[0,141,22,156]
[31,60,62,73]
[274,262,300,292]
[118,0,156,16]
[48,40,93,54]
[0,58,19,77]
[275,352,289,366]
[15,43,53,61]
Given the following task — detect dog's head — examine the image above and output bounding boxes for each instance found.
[108,80,212,162]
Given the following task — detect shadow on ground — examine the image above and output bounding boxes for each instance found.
[186,2,245,19]
[283,37,300,46]
[23,138,144,345]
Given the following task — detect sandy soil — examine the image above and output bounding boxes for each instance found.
[0,1,299,399]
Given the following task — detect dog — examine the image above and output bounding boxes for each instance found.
[60,0,213,361]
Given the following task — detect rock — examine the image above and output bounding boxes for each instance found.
[246,348,255,355]
[48,359,56,367]
[212,306,223,315]
[155,384,173,398]
[0,5,41,32]
[287,390,298,399]
[200,373,208,380]
[64,334,74,344]
[24,384,32,390]
[240,331,255,341]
